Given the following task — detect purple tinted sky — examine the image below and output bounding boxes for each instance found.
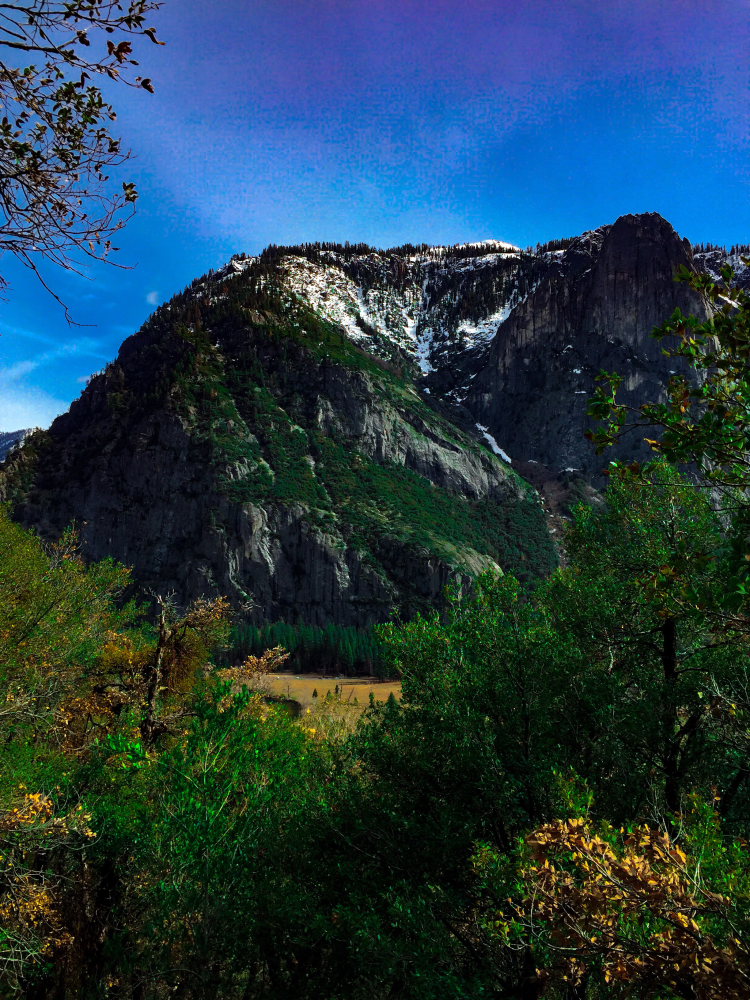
[2,0,749,430]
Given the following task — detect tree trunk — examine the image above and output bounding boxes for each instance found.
[141,602,169,744]
[661,617,681,819]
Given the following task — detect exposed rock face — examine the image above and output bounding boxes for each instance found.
[463,214,709,478]
[693,245,750,292]
[2,212,740,625]
[2,303,548,626]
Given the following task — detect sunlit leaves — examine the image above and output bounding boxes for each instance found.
[477,809,750,999]
[0,790,96,989]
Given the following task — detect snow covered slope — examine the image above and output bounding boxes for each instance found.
[693,246,750,291]
[0,429,35,464]
[215,228,631,392]
[237,240,529,378]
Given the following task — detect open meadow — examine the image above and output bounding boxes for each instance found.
[265,673,402,710]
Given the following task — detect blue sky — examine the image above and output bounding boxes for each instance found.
[1,0,749,430]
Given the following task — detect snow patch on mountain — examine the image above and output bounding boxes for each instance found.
[456,302,514,347]
[280,256,372,345]
[415,328,435,374]
[452,239,520,252]
[213,230,616,377]
[276,249,524,371]
[693,247,750,289]
[0,428,36,463]
[476,424,512,463]
[279,255,422,358]
[216,254,256,280]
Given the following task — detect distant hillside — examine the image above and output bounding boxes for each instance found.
[0,287,553,627]
[1,212,735,628]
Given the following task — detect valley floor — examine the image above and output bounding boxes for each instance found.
[265,672,402,710]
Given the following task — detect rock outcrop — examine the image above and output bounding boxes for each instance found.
[465,213,709,477]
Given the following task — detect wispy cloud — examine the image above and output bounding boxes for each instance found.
[4,324,112,361]
[0,360,39,381]
[0,343,81,430]
[146,290,159,306]
[0,319,118,432]
[0,380,67,431]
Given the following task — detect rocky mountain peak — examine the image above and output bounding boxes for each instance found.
[460,212,708,479]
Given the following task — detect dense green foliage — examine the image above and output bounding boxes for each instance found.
[3,450,750,998]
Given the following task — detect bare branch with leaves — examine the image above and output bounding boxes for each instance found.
[0,0,164,318]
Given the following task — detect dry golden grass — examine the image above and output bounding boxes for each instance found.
[265,673,401,710]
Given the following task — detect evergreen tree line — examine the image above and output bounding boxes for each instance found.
[692,241,750,256]
[219,621,387,677]
[533,235,578,254]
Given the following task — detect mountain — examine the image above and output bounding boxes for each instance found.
[0,212,740,626]
[232,213,713,480]
[0,429,35,463]
[0,269,554,626]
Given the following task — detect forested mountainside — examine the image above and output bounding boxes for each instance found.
[0,261,553,626]
[0,212,744,625]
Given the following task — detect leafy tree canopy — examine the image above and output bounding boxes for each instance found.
[0,0,164,314]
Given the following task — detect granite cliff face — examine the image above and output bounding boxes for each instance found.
[463,213,709,478]
[1,212,741,625]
